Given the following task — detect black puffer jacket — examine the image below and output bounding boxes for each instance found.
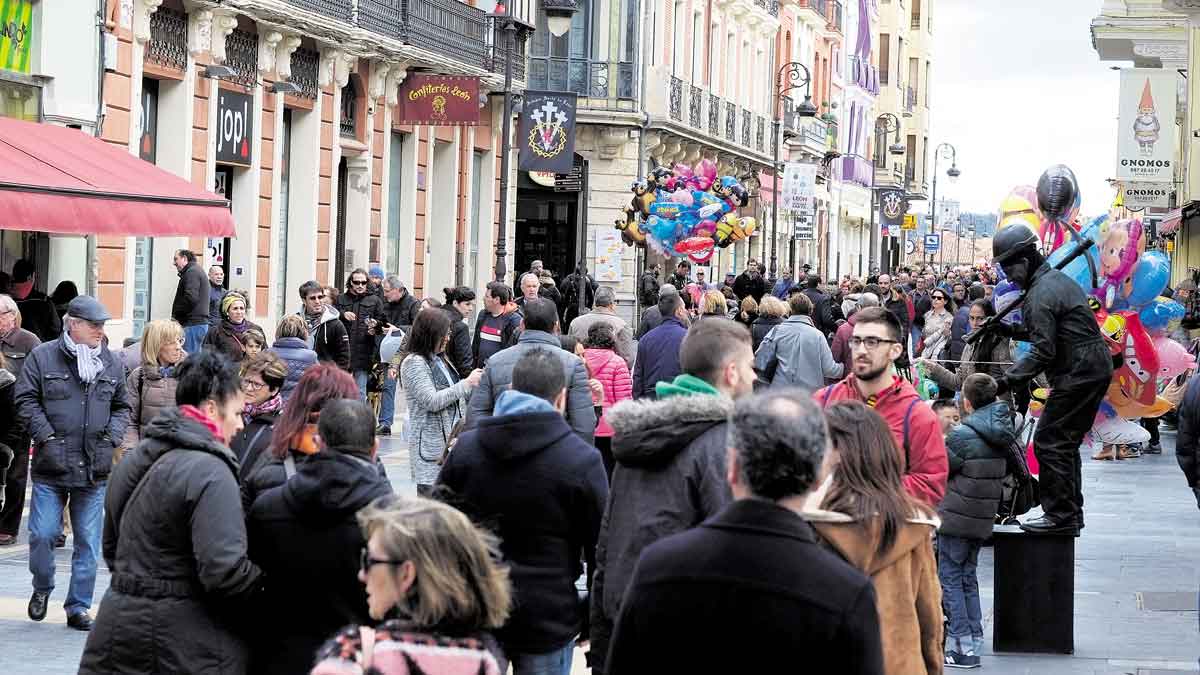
[939,400,1013,540]
[228,411,278,483]
[336,290,387,372]
[247,451,393,675]
[381,292,421,333]
[750,315,783,353]
[589,391,733,674]
[440,305,474,377]
[172,261,211,327]
[1175,374,1200,509]
[79,409,263,675]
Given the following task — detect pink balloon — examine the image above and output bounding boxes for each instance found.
[694,218,717,236]
[1153,337,1197,381]
[670,190,694,206]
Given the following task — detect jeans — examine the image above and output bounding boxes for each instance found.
[182,323,208,355]
[508,641,574,675]
[29,481,105,616]
[937,534,983,652]
[378,371,397,427]
[353,369,370,401]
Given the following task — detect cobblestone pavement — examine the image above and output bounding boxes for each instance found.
[0,426,1195,674]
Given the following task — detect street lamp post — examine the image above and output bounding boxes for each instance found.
[869,112,907,275]
[929,142,960,271]
[772,62,817,283]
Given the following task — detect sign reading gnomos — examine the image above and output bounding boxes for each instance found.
[1116,69,1177,183]
[397,75,481,126]
[216,90,254,165]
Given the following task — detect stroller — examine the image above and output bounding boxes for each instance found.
[996,412,1039,525]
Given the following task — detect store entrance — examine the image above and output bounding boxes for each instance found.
[515,191,578,283]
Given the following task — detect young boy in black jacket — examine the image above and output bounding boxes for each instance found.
[939,373,1015,669]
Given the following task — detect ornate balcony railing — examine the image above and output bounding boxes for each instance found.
[340,79,357,137]
[755,115,765,152]
[708,93,721,136]
[488,18,530,82]
[840,155,872,187]
[753,0,779,16]
[282,0,352,22]
[725,102,736,141]
[831,1,843,31]
[226,29,259,89]
[800,0,827,16]
[669,76,683,121]
[291,47,320,100]
[147,7,187,72]
[527,59,632,103]
[689,84,703,127]
[911,11,921,29]
[849,55,879,95]
[741,109,751,148]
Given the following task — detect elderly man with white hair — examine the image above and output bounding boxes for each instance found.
[0,293,40,546]
[568,286,635,368]
[14,296,131,630]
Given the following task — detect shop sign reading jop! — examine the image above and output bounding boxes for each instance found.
[215,90,254,165]
[397,75,481,126]
[1116,69,1177,183]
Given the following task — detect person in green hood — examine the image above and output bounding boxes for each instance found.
[588,319,757,673]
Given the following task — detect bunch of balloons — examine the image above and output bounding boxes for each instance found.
[614,159,758,264]
[992,165,1193,450]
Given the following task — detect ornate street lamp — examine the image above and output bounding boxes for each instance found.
[771,62,817,282]
[930,142,960,268]
[493,4,536,282]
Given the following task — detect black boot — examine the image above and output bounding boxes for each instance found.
[1019,515,1081,536]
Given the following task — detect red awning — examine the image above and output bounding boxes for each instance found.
[0,117,234,237]
[1159,207,1183,235]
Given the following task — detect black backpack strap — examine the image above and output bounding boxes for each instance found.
[902,398,920,463]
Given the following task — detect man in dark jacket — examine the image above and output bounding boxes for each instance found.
[298,280,350,371]
[801,274,837,338]
[10,258,62,343]
[247,400,393,675]
[207,265,227,328]
[439,350,607,674]
[377,275,421,434]
[590,319,757,672]
[635,284,677,339]
[938,374,1012,667]
[171,250,211,354]
[467,298,596,444]
[1175,370,1200,510]
[0,293,40,545]
[665,259,691,294]
[336,268,387,399]
[638,264,659,309]
[79,350,261,671]
[559,263,598,328]
[15,296,132,631]
[990,226,1112,534]
[605,389,883,675]
[732,260,768,303]
[631,293,689,399]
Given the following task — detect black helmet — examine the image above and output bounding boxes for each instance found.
[992,225,1039,264]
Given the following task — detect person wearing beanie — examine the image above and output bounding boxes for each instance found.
[203,291,264,362]
[368,266,385,299]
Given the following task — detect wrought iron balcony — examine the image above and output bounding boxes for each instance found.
[147,7,187,72]
[689,84,703,127]
[291,47,320,100]
[283,0,353,22]
[226,29,259,89]
[741,109,751,148]
[800,0,827,17]
[753,0,779,16]
[840,155,872,187]
[527,59,632,105]
[849,55,879,94]
[708,93,721,136]
[487,15,530,82]
[755,115,765,152]
[340,78,357,137]
[669,76,683,121]
[831,1,843,32]
[725,102,736,141]
[911,11,921,29]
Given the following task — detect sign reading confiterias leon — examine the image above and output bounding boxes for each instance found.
[396,75,481,126]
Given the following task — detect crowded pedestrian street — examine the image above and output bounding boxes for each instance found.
[4,1,1200,674]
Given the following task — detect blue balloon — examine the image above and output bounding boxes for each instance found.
[1126,250,1172,309]
[1045,214,1104,293]
[1138,297,1186,332]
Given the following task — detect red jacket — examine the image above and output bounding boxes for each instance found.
[829,314,857,382]
[585,347,633,438]
[814,375,948,507]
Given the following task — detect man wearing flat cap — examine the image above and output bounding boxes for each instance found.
[14,295,131,631]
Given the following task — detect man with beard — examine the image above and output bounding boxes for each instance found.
[986,226,1112,535]
[814,307,948,508]
[733,260,768,303]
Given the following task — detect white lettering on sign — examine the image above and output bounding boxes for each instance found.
[216,91,253,163]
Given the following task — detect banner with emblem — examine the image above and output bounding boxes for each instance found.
[517,91,577,174]
[879,189,908,228]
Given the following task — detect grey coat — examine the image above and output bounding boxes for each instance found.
[123,366,179,449]
[467,330,596,445]
[589,392,733,673]
[568,310,635,368]
[14,336,131,487]
[401,353,472,486]
[754,315,843,391]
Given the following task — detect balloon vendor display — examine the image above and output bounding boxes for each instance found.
[992,165,1190,454]
[614,159,757,263]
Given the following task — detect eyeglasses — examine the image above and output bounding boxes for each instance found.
[848,336,899,350]
[241,379,266,391]
[360,548,404,573]
[306,294,325,301]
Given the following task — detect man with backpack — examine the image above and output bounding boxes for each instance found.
[814,306,948,508]
[938,373,1014,669]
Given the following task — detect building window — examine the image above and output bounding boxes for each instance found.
[925,61,931,107]
[469,151,484,285]
[386,132,407,274]
[878,33,889,86]
[276,109,292,319]
[691,11,704,83]
[672,0,686,76]
[340,79,356,137]
[528,0,596,96]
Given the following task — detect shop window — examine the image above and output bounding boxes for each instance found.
[276,109,292,318]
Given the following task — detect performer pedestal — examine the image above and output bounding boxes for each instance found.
[992,524,1076,654]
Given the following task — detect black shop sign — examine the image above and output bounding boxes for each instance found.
[216,90,254,166]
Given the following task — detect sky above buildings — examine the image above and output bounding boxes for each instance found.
[929,0,1117,219]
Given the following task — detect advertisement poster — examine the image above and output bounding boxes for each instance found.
[780,163,817,214]
[1116,69,1177,183]
[595,228,623,282]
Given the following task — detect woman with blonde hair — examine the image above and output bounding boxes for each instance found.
[311,496,512,675]
[751,295,788,352]
[122,319,185,453]
[270,314,318,400]
[699,289,730,320]
[735,295,758,329]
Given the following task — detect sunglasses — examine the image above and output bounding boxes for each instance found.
[351,280,368,286]
[360,548,404,573]
[932,295,947,301]
[306,294,325,301]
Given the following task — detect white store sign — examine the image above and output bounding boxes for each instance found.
[1116,69,1177,183]
[1122,182,1172,209]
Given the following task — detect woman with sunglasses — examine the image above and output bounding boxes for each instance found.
[917,299,1016,404]
[311,496,511,675]
[920,289,957,362]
